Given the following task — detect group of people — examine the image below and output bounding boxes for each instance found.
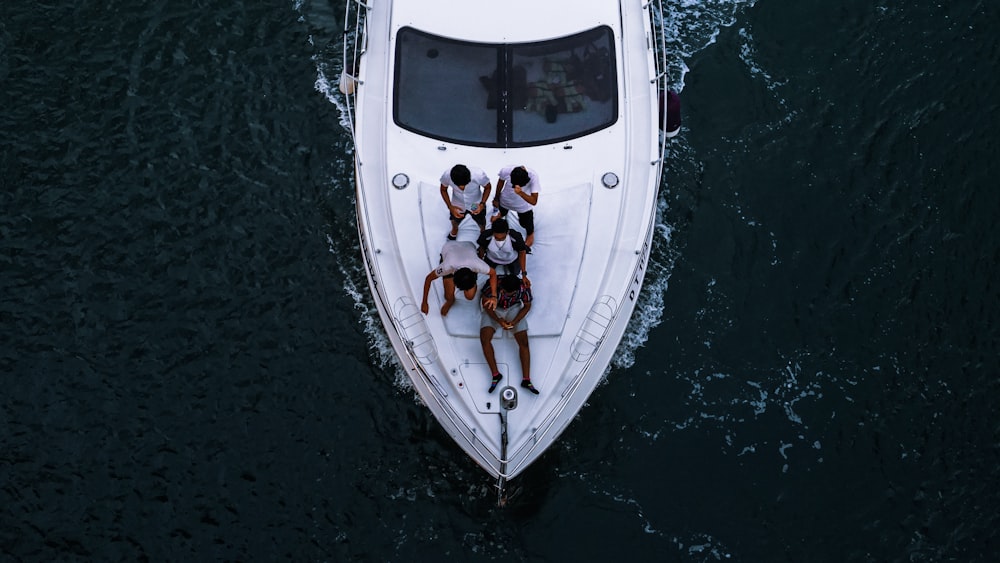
[419,164,541,396]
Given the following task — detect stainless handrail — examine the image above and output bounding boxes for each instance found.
[648,0,671,175]
[338,0,368,148]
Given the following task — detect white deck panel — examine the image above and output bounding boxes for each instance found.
[417,181,592,338]
[391,0,623,43]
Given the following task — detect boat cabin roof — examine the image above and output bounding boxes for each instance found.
[390,0,622,44]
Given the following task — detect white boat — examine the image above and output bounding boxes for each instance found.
[338,0,676,500]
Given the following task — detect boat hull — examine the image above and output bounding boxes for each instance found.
[341,0,673,483]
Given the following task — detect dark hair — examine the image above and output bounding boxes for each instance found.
[510,166,530,187]
[450,164,471,186]
[453,268,477,290]
[492,218,509,234]
[500,275,521,293]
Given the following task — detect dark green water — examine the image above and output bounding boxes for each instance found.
[2,0,997,561]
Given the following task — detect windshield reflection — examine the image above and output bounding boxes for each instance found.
[394,27,617,147]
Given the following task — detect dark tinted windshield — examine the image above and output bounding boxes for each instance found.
[394,27,617,147]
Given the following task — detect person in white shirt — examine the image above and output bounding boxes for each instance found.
[420,241,498,316]
[440,164,492,240]
[476,218,529,283]
[492,165,540,247]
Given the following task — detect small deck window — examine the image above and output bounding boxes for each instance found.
[394,27,617,147]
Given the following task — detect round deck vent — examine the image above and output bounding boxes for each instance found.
[602,172,619,189]
[391,173,409,189]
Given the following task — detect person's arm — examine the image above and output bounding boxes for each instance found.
[476,230,491,257]
[485,307,504,324]
[492,178,505,207]
[475,182,492,214]
[420,270,439,314]
[512,184,539,206]
[440,184,462,217]
[518,250,530,287]
[508,301,531,328]
[482,268,498,310]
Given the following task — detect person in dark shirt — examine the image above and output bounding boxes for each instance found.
[479,275,538,395]
[476,218,529,283]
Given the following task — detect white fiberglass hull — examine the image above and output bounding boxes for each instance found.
[342,0,669,483]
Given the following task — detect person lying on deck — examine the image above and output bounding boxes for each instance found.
[421,241,498,316]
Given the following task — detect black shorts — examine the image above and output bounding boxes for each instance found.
[449,208,487,228]
[484,256,521,277]
[496,206,534,235]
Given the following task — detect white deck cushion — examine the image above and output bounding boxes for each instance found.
[418,181,592,338]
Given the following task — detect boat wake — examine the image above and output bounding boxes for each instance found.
[655,0,760,92]
[611,216,678,371]
[332,238,409,386]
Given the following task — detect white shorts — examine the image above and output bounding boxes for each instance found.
[480,303,528,334]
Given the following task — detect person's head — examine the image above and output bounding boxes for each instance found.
[510,166,530,187]
[491,218,509,240]
[500,274,521,293]
[450,164,471,187]
[453,268,477,291]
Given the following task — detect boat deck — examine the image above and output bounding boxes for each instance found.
[344,0,669,481]
[402,177,603,411]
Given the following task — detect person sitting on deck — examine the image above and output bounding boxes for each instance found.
[421,241,497,316]
[476,218,530,285]
[479,275,539,395]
